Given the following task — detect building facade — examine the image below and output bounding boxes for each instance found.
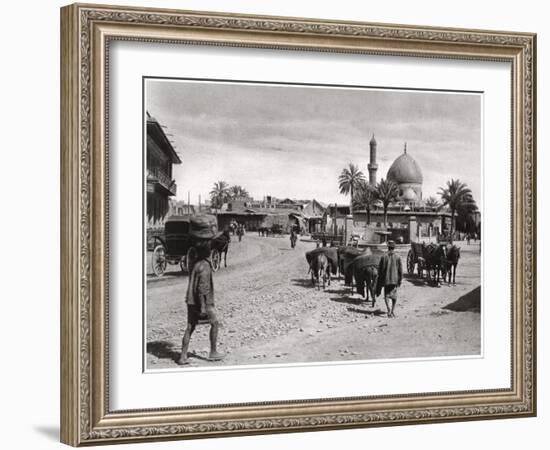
[216,196,325,233]
[168,199,196,217]
[146,112,182,228]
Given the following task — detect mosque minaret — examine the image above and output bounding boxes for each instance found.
[368,134,378,186]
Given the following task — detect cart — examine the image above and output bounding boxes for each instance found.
[151,215,222,277]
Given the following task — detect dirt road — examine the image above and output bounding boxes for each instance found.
[146,235,481,369]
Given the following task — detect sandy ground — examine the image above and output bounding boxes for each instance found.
[146,235,481,369]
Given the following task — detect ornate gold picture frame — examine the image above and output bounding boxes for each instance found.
[60,3,536,446]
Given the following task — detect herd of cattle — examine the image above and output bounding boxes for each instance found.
[213,226,461,308]
[305,242,461,305]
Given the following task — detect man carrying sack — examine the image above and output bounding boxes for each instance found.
[177,216,224,365]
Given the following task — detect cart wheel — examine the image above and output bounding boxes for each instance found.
[186,247,197,273]
[152,245,167,277]
[211,249,221,272]
[406,250,414,275]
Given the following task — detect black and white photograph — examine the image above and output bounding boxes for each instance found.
[144,78,482,369]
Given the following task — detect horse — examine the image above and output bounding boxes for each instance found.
[445,244,461,285]
[309,253,330,290]
[424,243,447,285]
[211,228,231,268]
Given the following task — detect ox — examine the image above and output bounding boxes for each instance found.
[308,253,331,290]
[305,247,339,276]
[337,246,366,285]
[351,254,381,306]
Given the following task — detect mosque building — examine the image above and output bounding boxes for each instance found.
[333,135,454,244]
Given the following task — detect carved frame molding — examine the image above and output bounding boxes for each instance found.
[61,3,536,446]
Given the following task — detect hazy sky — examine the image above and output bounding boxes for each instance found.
[146,79,481,206]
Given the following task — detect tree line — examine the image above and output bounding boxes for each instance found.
[209,181,249,210]
[338,163,478,235]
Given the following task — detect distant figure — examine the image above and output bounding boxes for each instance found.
[236,224,244,242]
[466,234,471,245]
[290,228,298,249]
[177,240,224,365]
[376,240,403,318]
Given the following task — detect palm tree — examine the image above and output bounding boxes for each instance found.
[228,185,249,199]
[455,193,478,234]
[375,178,399,227]
[209,181,229,211]
[438,179,473,235]
[353,180,376,225]
[338,163,366,215]
[425,196,441,211]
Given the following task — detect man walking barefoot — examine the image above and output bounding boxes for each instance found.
[376,240,403,318]
[177,239,224,365]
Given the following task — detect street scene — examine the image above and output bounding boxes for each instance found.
[147,234,480,368]
[145,79,482,369]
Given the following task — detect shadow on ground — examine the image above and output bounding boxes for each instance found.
[330,295,368,306]
[188,351,211,362]
[147,270,187,282]
[404,274,445,288]
[346,306,386,316]
[443,285,481,312]
[403,275,425,286]
[146,340,179,361]
[290,278,314,288]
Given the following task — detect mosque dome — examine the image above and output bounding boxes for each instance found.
[387,145,423,185]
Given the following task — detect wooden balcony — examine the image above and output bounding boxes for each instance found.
[147,168,177,196]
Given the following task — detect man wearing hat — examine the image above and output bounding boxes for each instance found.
[177,216,224,365]
[376,240,403,318]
